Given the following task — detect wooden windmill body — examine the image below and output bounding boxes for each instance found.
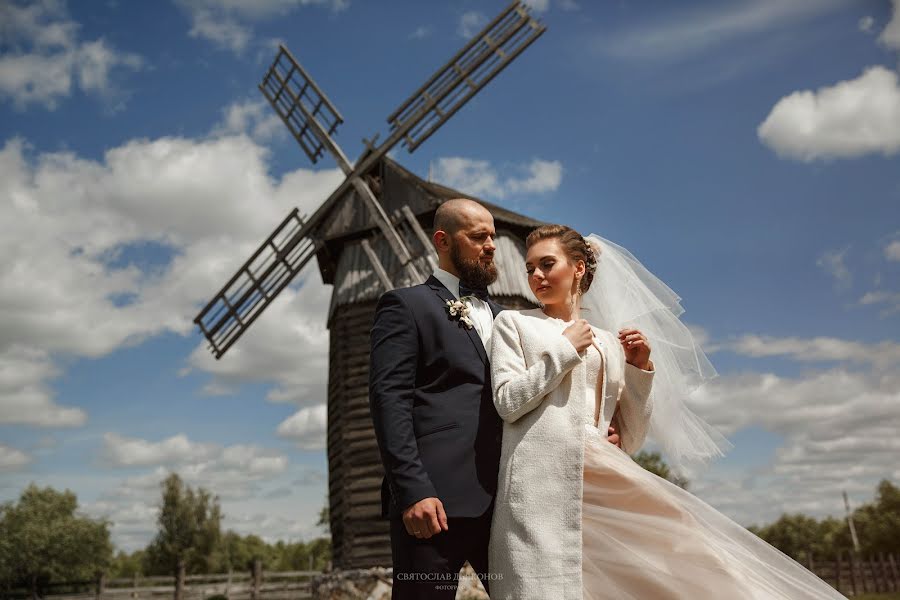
[195,1,546,568]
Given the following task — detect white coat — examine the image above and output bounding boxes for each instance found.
[487,308,654,600]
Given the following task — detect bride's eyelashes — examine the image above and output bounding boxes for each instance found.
[525,260,556,276]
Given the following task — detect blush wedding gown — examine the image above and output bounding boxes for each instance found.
[579,339,845,600]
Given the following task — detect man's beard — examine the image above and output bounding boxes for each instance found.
[450,241,498,289]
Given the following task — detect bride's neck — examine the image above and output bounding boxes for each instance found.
[542,295,580,322]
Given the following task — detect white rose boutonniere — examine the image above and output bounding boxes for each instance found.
[445,298,475,329]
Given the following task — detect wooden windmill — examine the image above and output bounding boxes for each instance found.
[194,1,547,568]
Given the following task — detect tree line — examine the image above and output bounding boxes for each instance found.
[747,479,900,563]
[0,474,330,598]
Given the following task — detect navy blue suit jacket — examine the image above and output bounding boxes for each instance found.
[368,274,505,520]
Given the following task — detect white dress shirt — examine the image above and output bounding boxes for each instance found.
[432,268,494,355]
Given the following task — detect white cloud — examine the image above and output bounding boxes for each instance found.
[686,323,718,352]
[458,11,488,38]
[219,508,326,543]
[175,0,348,55]
[859,290,900,316]
[0,133,343,430]
[597,0,848,61]
[432,157,499,198]
[80,437,311,551]
[211,98,284,142]
[758,66,900,161]
[722,334,900,370]
[0,0,142,110]
[816,246,852,290]
[101,433,288,486]
[187,9,252,54]
[0,346,85,427]
[859,15,875,34]
[183,0,348,20]
[505,159,563,195]
[277,404,327,450]
[885,240,900,261]
[0,444,31,471]
[82,497,159,551]
[879,0,900,50]
[102,433,219,467]
[431,156,563,199]
[221,444,288,475]
[409,26,431,41]
[687,366,900,525]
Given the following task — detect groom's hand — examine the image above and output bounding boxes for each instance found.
[402,497,448,539]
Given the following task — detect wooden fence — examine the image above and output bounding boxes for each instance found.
[3,561,317,600]
[810,552,900,597]
[7,551,900,599]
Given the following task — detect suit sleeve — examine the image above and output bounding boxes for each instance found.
[614,361,655,453]
[491,311,583,423]
[368,290,437,511]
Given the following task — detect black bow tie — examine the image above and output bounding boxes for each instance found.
[459,283,490,302]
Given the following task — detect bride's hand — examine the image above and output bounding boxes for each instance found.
[563,319,593,352]
[607,425,622,448]
[619,328,652,370]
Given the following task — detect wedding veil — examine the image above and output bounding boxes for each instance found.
[578,234,731,472]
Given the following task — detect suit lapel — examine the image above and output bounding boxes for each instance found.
[426,275,489,366]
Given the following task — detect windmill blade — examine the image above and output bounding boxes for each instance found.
[260,46,346,167]
[193,209,317,358]
[258,45,425,285]
[386,0,545,152]
[197,1,545,359]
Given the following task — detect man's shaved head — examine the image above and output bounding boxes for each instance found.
[433,198,490,236]
[432,198,498,288]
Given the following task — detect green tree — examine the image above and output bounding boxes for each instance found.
[108,550,146,578]
[316,498,329,530]
[747,480,900,561]
[750,513,823,562]
[0,484,112,598]
[852,479,900,556]
[632,451,689,489]
[305,537,331,570]
[143,474,222,576]
[216,532,274,572]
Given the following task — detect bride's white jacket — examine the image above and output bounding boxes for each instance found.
[488,308,654,600]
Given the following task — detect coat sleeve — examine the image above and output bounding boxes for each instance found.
[491,311,583,423]
[368,290,437,511]
[613,360,655,453]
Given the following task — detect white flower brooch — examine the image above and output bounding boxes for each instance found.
[445,298,475,329]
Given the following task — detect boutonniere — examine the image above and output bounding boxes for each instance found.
[444,298,475,329]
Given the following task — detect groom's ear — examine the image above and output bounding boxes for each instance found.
[433,229,450,253]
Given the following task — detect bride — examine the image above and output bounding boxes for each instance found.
[487,224,845,599]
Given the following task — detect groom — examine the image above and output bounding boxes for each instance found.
[368,198,505,599]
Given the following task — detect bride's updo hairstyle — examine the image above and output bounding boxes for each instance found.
[525,224,599,295]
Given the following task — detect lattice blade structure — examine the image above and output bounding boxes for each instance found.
[260,46,344,165]
[386,1,545,152]
[194,209,317,358]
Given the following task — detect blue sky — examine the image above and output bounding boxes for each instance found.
[1,0,899,553]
